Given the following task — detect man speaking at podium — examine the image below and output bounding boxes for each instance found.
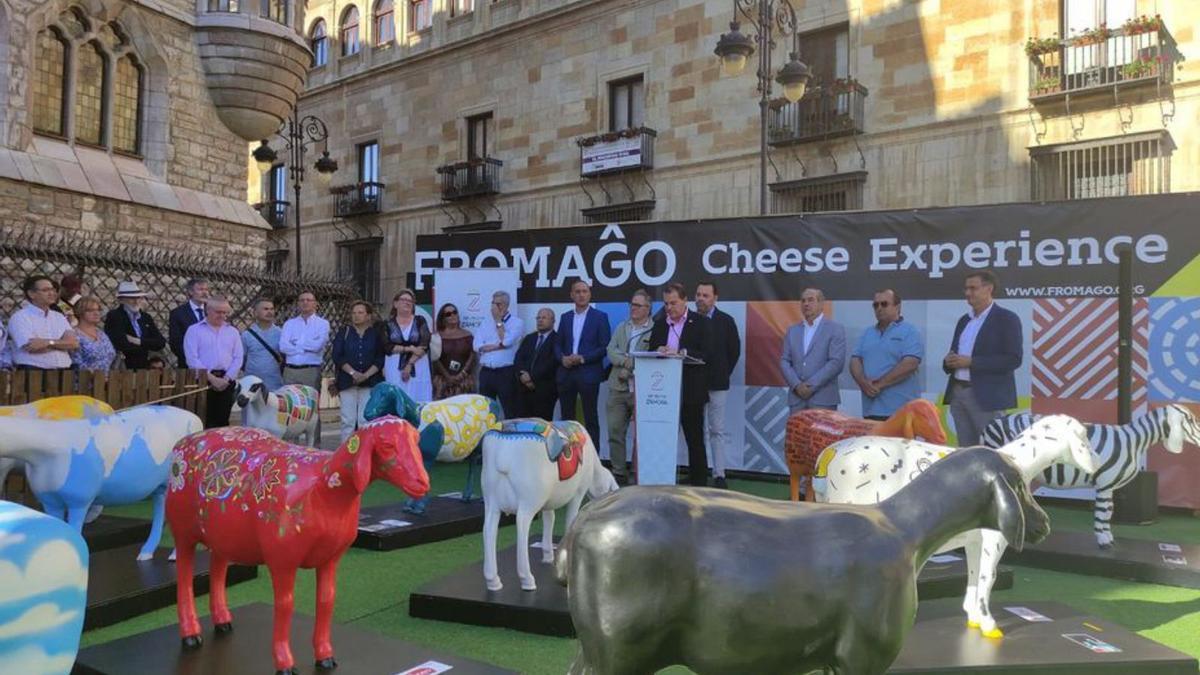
[649,282,711,487]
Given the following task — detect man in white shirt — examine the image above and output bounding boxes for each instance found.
[474,290,525,418]
[280,291,330,392]
[8,275,78,370]
[184,296,244,428]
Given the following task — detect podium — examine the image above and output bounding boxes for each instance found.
[631,351,703,485]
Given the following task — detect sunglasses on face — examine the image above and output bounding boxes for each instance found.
[873,301,893,308]
[443,310,458,316]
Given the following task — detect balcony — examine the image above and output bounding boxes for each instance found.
[254,200,290,229]
[333,182,385,218]
[768,81,868,146]
[1027,18,1177,103]
[578,127,657,177]
[436,158,503,201]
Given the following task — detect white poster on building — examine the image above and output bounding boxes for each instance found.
[432,268,521,335]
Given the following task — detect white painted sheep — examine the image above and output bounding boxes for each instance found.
[812,414,1095,638]
[234,375,320,446]
[481,418,618,592]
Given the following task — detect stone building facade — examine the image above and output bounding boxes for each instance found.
[0,0,312,265]
[284,0,1197,297]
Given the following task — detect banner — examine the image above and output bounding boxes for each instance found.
[432,268,520,336]
[416,193,1200,508]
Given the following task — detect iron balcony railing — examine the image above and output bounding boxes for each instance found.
[254,200,290,229]
[436,157,503,201]
[332,182,385,217]
[1027,22,1176,100]
[577,126,656,177]
[767,81,868,146]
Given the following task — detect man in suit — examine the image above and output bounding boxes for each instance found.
[649,282,711,486]
[556,280,611,444]
[168,277,210,368]
[780,287,846,412]
[943,270,1023,446]
[104,280,167,369]
[694,281,740,489]
[514,307,558,419]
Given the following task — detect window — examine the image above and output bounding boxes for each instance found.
[770,172,866,214]
[310,20,328,67]
[338,239,382,304]
[410,0,431,31]
[112,56,141,154]
[341,6,360,56]
[207,0,240,11]
[374,0,394,44]
[798,23,849,90]
[1062,0,1133,36]
[261,0,287,23]
[1030,131,1172,201]
[608,75,644,131]
[359,140,380,197]
[265,250,288,275]
[31,29,67,136]
[467,112,492,160]
[1062,0,1137,77]
[450,0,473,17]
[260,163,288,226]
[74,42,106,146]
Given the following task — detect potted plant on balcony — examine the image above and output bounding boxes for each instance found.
[1024,35,1061,58]
[1121,54,1162,80]
[1032,74,1062,94]
[1070,24,1111,47]
[1122,14,1163,36]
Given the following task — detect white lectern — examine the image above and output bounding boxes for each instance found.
[631,351,703,485]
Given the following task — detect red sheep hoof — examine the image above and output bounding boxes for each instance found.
[274,669,299,675]
[213,622,233,635]
[316,657,338,669]
[181,635,203,650]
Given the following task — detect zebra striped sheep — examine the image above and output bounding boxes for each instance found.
[981,405,1200,548]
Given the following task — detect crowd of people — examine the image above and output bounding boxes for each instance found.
[0,269,1020,488]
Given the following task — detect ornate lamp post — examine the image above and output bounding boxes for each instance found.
[253,105,339,275]
[714,0,812,215]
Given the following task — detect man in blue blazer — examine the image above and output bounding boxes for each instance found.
[780,287,846,412]
[942,270,1023,446]
[556,280,611,444]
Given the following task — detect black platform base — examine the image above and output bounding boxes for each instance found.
[72,602,517,675]
[353,496,514,551]
[409,544,1012,637]
[889,599,1198,673]
[82,515,153,552]
[1003,529,1200,589]
[85,545,258,630]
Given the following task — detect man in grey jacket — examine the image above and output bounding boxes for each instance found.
[780,287,846,412]
[604,289,655,484]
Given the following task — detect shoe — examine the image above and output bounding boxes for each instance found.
[713,477,728,489]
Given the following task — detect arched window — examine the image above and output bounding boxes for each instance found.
[409,0,430,32]
[341,6,360,57]
[310,19,328,67]
[31,29,67,136]
[112,56,142,154]
[74,42,106,146]
[373,0,394,46]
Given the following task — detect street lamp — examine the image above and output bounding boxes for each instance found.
[254,106,339,274]
[714,0,811,215]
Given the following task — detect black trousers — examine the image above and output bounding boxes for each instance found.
[558,376,600,445]
[478,365,519,419]
[205,386,236,429]
[519,383,558,420]
[680,400,708,486]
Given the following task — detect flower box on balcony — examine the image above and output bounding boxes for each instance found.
[577,127,656,177]
[332,182,384,217]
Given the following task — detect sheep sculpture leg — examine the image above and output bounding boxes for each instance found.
[515,505,539,591]
[482,502,503,592]
[540,508,557,564]
[174,538,204,648]
[967,530,1008,638]
[138,486,169,560]
[313,561,339,668]
[269,565,300,674]
[1094,489,1116,548]
[208,554,234,632]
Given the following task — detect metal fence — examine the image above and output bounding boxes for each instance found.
[0,226,360,370]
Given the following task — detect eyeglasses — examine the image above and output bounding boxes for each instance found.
[443,310,458,316]
[873,301,893,308]
[630,303,649,308]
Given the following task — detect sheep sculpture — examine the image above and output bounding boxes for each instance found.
[0,396,114,500]
[812,414,1094,638]
[235,376,320,446]
[555,448,1049,675]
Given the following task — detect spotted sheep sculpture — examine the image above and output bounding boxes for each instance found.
[983,404,1200,548]
[235,376,321,446]
[0,501,90,675]
[364,382,503,513]
[812,414,1093,638]
[0,396,114,500]
[0,405,203,560]
[555,448,1050,675]
[482,418,618,592]
[784,398,946,501]
[166,418,428,675]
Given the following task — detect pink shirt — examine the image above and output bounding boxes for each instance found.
[666,313,685,351]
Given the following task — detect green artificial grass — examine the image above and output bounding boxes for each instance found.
[90,465,1200,674]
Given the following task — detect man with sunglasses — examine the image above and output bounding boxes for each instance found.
[849,289,923,421]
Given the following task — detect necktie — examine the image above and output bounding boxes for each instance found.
[536,334,545,352]
[195,307,204,322]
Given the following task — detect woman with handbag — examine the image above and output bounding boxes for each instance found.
[431,303,477,398]
[332,300,386,442]
[384,289,434,403]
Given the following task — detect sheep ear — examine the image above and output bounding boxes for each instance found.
[260,386,269,404]
[992,474,1027,552]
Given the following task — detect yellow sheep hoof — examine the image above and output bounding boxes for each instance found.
[981,628,1004,639]
[966,620,980,628]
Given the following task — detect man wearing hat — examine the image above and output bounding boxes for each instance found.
[104,281,167,369]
